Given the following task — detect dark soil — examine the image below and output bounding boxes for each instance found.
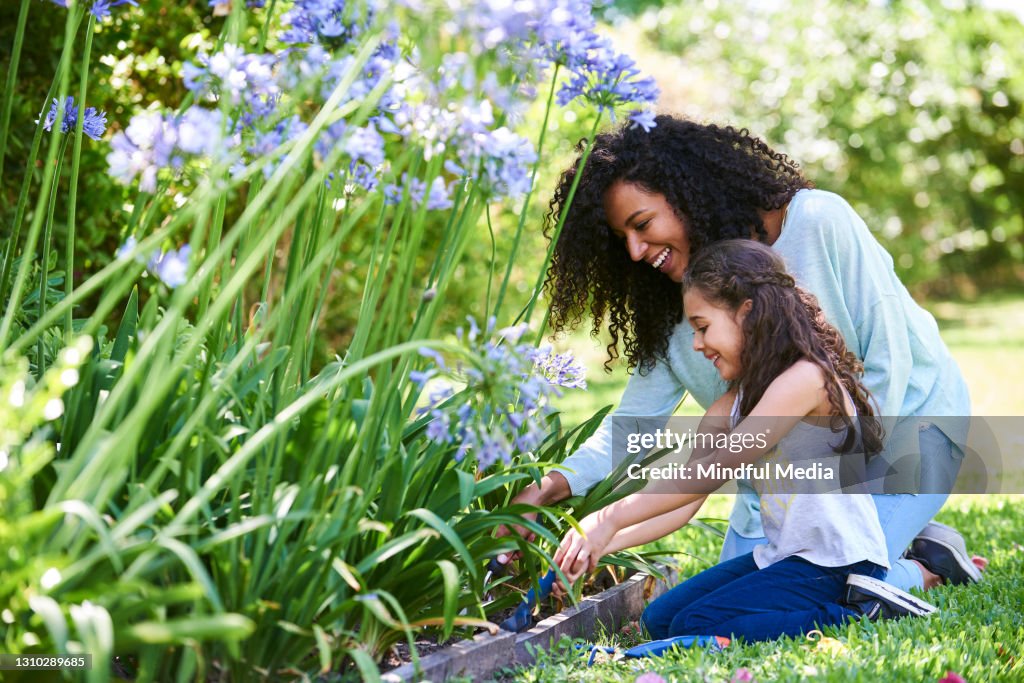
[380,635,458,672]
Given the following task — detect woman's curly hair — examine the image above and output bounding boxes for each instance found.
[544,116,812,373]
[682,240,884,456]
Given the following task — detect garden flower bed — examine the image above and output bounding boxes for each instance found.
[0,0,662,679]
[381,565,679,682]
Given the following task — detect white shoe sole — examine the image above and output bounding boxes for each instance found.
[846,574,938,617]
[915,522,983,583]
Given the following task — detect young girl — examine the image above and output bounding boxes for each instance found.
[553,240,936,643]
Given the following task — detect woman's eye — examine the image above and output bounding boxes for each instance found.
[636,219,651,232]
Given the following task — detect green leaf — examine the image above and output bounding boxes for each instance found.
[437,559,459,637]
[354,528,438,574]
[407,508,478,581]
[456,468,475,509]
[110,286,139,363]
[124,614,255,644]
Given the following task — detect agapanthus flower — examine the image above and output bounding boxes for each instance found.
[343,124,385,168]
[115,236,190,288]
[415,318,586,472]
[533,347,587,389]
[208,0,265,9]
[423,177,453,211]
[629,109,657,132]
[279,0,376,46]
[90,0,138,21]
[115,235,139,261]
[249,115,308,177]
[184,45,279,127]
[40,97,107,141]
[107,108,229,191]
[147,245,191,289]
[460,126,537,199]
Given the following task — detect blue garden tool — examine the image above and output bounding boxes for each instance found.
[497,569,557,632]
[576,634,730,665]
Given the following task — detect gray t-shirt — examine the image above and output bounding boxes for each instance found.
[735,396,890,570]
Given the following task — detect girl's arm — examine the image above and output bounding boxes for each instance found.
[603,496,707,554]
[554,361,827,581]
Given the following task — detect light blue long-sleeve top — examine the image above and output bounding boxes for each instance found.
[554,189,971,537]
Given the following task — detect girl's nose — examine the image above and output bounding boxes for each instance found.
[692,333,703,352]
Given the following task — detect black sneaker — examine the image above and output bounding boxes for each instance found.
[842,574,938,620]
[905,521,982,586]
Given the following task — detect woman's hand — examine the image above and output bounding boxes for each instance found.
[552,512,615,590]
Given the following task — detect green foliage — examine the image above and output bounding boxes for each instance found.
[636,0,1024,293]
[0,1,660,678]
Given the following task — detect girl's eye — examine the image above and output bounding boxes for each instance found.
[636,219,651,232]
[697,326,708,334]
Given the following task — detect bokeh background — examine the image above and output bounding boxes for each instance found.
[2,0,1021,409]
[551,0,1024,422]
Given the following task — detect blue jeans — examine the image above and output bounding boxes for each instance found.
[641,553,886,642]
[719,424,962,591]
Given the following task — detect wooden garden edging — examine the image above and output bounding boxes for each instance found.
[381,565,679,682]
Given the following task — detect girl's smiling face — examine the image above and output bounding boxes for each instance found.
[683,287,751,381]
[603,180,692,283]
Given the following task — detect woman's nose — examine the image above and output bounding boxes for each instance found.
[692,333,703,352]
[625,232,645,261]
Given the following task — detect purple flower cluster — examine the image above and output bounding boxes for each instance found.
[40,97,107,141]
[104,0,657,205]
[540,1,659,116]
[107,109,230,192]
[183,45,279,127]
[279,0,377,46]
[448,0,660,117]
[248,115,309,178]
[116,236,191,289]
[383,174,453,211]
[413,318,586,472]
[45,0,138,21]
[208,0,265,10]
[90,0,137,21]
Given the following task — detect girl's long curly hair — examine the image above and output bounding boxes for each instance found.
[544,116,812,373]
[682,240,883,456]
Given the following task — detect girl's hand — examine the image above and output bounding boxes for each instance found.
[553,513,614,587]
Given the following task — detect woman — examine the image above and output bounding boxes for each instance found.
[511,116,978,593]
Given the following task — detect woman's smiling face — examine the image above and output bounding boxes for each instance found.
[603,180,692,283]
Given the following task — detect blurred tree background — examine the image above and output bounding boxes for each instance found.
[599,0,1024,297]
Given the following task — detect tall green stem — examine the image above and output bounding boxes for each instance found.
[520,112,604,330]
[38,137,70,374]
[0,0,31,183]
[0,8,80,351]
[65,15,97,339]
[493,65,560,321]
[0,10,83,325]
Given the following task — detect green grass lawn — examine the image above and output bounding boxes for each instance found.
[513,295,1024,682]
[503,494,1024,682]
